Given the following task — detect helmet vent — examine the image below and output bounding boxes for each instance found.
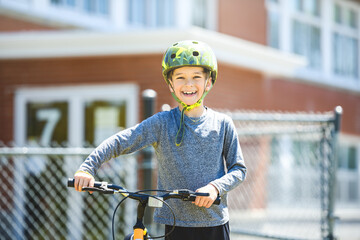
[193,51,199,56]
[173,43,178,46]
[192,41,198,44]
[171,53,176,59]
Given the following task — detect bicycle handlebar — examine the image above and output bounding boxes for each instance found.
[67,178,221,205]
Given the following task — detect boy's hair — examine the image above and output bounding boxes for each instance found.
[167,67,211,83]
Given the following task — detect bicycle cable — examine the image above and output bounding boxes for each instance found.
[111,192,176,240]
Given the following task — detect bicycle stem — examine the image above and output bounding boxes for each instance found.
[134,201,147,230]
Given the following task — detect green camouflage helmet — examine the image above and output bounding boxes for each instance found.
[162,40,217,85]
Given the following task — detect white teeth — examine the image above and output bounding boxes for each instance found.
[183,91,196,95]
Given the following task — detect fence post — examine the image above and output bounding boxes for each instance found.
[141,89,157,226]
[327,106,342,240]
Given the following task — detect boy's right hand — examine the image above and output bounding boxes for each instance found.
[74,171,95,193]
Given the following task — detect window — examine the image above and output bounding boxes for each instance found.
[291,0,322,70]
[50,0,109,16]
[128,0,174,28]
[15,84,138,146]
[338,146,358,170]
[292,20,321,69]
[333,33,358,79]
[192,0,207,28]
[192,0,217,30]
[26,102,68,146]
[268,10,280,48]
[292,0,320,16]
[332,2,359,79]
[337,144,359,204]
[85,101,126,146]
[84,0,109,15]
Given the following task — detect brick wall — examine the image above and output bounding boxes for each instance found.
[0,54,171,142]
[0,14,60,32]
[217,0,267,45]
[1,54,359,142]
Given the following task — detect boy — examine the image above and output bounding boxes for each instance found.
[74,40,246,240]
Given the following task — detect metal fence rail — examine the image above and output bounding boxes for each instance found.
[0,107,342,240]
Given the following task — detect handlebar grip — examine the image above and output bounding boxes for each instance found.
[67,178,103,188]
[194,192,209,197]
[187,195,221,205]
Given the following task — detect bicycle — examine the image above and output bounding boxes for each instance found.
[67,178,221,240]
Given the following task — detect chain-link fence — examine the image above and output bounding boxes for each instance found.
[0,107,342,240]
[0,147,138,240]
[226,107,342,240]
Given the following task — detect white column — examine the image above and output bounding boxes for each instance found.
[279,0,292,53]
[174,0,192,28]
[322,0,333,82]
[110,0,128,29]
[13,91,27,239]
[65,96,85,240]
[207,0,218,31]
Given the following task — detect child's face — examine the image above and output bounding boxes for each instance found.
[169,66,212,107]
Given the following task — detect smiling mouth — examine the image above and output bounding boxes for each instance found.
[182,91,197,96]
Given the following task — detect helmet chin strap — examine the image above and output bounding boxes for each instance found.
[168,78,213,146]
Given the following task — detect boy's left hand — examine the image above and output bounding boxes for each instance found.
[194,184,219,208]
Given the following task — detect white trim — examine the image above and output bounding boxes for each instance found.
[0,27,306,78]
[322,0,333,81]
[279,0,292,52]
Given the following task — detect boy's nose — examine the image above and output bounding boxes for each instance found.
[184,78,194,86]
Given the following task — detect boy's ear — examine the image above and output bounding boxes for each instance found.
[205,77,213,91]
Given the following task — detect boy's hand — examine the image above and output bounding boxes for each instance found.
[194,184,219,208]
[74,171,95,194]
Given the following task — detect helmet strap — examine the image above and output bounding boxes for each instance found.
[169,77,213,146]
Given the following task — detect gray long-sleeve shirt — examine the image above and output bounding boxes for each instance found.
[79,107,246,227]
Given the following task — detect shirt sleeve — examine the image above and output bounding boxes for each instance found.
[210,117,247,196]
[78,114,160,176]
